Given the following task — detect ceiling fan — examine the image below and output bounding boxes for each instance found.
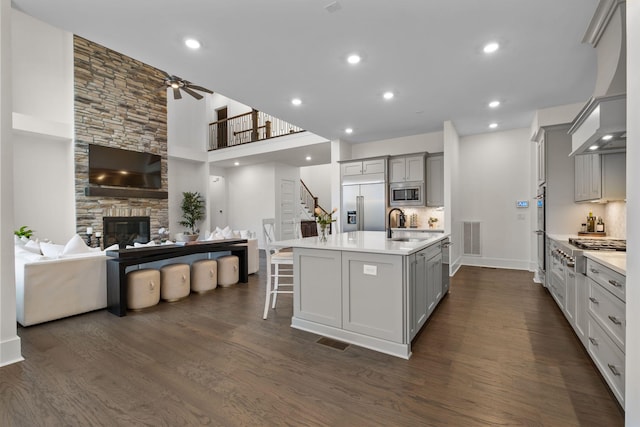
[161,71,213,100]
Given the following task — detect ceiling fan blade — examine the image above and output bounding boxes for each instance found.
[172,87,182,100]
[182,86,203,100]
[187,84,213,94]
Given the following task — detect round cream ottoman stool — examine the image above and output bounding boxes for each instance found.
[127,269,160,310]
[191,259,218,293]
[217,255,239,287]
[160,263,191,302]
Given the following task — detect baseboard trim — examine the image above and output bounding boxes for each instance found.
[0,336,24,367]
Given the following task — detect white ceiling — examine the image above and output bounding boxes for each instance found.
[13,0,599,144]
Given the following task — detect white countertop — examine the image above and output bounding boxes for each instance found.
[584,251,626,275]
[391,227,445,233]
[273,231,449,256]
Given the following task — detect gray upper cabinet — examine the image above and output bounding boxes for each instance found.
[575,152,626,202]
[426,154,444,207]
[389,154,425,183]
[341,158,386,177]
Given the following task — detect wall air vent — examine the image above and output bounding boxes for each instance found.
[463,221,481,256]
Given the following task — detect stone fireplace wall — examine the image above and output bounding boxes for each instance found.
[74,36,168,241]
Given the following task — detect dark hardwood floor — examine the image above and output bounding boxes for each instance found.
[1,259,624,426]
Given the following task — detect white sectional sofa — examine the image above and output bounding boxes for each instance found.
[15,249,108,327]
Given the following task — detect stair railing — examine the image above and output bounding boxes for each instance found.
[209,109,304,150]
[300,179,332,233]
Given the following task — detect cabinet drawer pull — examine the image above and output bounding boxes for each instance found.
[589,297,599,304]
[590,268,600,274]
[568,273,575,278]
[558,267,564,273]
[608,315,622,325]
[608,364,621,376]
[608,280,622,288]
[589,337,598,346]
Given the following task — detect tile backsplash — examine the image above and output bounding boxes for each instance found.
[396,207,444,229]
[605,201,626,238]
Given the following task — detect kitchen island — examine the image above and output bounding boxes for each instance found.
[273,230,450,359]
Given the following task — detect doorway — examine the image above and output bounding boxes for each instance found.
[216,107,228,148]
[279,179,296,240]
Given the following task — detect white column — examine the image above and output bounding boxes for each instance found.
[625,1,639,423]
[0,0,23,366]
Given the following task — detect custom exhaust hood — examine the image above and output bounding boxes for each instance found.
[569,0,626,156]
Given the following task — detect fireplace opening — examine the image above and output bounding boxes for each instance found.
[103,216,151,249]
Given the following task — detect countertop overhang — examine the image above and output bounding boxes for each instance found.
[273,231,449,256]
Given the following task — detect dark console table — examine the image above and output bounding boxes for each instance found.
[105,239,248,316]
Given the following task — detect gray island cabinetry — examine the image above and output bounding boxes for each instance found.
[275,231,449,359]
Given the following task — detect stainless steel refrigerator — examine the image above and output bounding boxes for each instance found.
[341,181,386,232]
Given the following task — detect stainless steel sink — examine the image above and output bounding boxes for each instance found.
[391,237,426,243]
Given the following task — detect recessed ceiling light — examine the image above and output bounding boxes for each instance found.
[345,128,353,134]
[291,98,302,106]
[306,156,312,161]
[602,134,613,141]
[185,38,201,49]
[483,42,500,54]
[489,123,498,129]
[589,145,599,150]
[234,161,240,166]
[347,54,361,64]
[488,100,500,108]
[383,91,394,100]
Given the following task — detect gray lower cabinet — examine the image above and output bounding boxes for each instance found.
[409,245,442,340]
[575,272,588,347]
[294,248,342,328]
[342,252,404,343]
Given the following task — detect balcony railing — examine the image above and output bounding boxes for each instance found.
[208,109,304,151]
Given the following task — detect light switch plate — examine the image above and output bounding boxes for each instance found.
[363,264,377,276]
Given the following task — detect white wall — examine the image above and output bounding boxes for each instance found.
[626,2,639,423]
[226,163,276,249]
[458,128,532,270]
[168,93,208,153]
[300,164,332,209]
[209,175,228,230]
[208,93,252,122]
[350,131,444,159]
[11,10,73,127]
[13,134,75,243]
[168,158,209,237]
[1,0,23,367]
[443,121,461,274]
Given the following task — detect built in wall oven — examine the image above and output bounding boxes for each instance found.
[390,182,424,206]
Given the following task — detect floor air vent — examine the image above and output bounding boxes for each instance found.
[463,221,481,256]
[316,337,350,351]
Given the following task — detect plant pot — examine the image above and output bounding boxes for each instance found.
[181,233,199,242]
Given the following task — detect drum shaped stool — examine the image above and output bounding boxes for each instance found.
[160,263,191,302]
[127,269,160,310]
[191,259,217,293]
[217,255,239,287]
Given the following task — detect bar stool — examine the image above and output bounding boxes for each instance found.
[262,218,294,319]
[217,255,239,287]
[127,269,160,310]
[160,263,190,302]
[191,259,217,293]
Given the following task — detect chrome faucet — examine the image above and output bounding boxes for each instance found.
[387,208,405,238]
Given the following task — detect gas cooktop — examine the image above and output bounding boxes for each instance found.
[568,238,627,251]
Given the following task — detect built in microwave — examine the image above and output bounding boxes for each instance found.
[390,182,424,206]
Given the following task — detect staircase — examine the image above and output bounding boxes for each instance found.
[299,180,331,236]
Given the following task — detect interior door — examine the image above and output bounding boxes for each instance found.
[279,179,296,240]
[216,107,228,148]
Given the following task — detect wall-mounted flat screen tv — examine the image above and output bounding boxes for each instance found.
[89,144,162,189]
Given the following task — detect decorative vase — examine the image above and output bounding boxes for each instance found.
[318,223,328,242]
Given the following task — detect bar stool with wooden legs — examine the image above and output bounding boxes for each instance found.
[262,218,294,319]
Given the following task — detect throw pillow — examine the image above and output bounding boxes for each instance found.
[239,230,249,239]
[62,234,92,256]
[40,242,64,258]
[102,243,119,252]
[24,240,42,255]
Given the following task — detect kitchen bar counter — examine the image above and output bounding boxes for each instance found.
[584,251,626,275]
[273,230,448,256]
[272,231,450,359]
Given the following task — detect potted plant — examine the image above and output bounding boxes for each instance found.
[14,225,34,239]
[179,191,205,241]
